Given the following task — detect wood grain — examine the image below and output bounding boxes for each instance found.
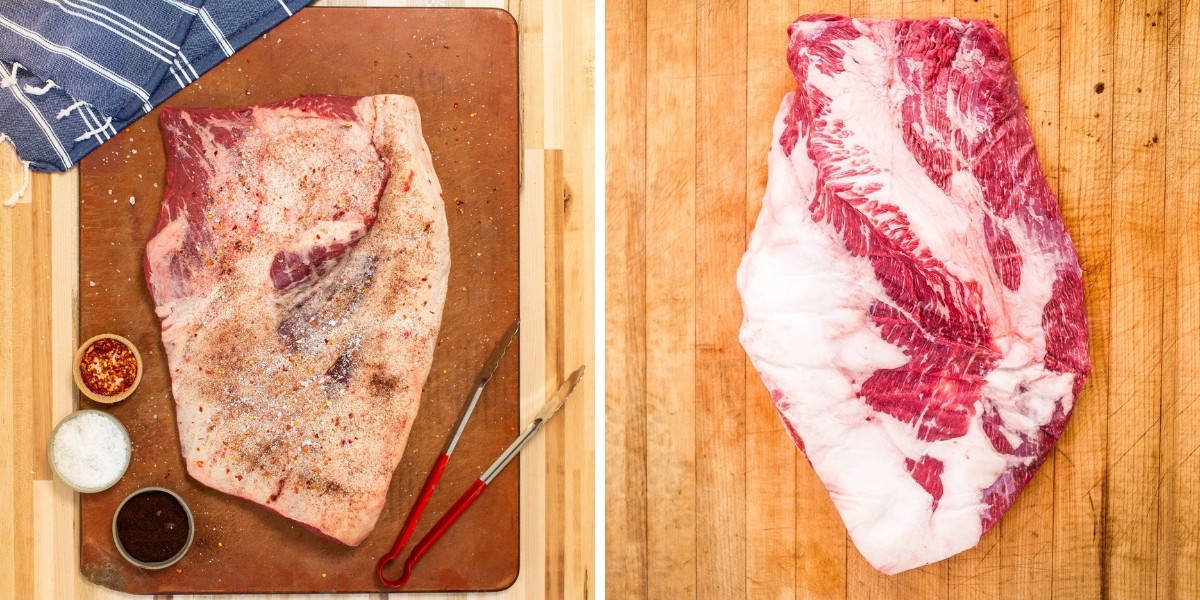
[1053,1,1112,599]
[643,0,698,597]
[604,0,1200,598]
[1165,1,1200,596]
[695,0,748,598]
[603,0,649,598]
[1110,0,1166,597]
[0,0,595,598]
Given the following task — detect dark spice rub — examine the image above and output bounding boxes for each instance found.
[115,490,190,564]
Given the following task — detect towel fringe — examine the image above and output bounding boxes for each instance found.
[0,62,20,89]
[56,100,87,119]
[0,134,32,207]
[23,79,57,95]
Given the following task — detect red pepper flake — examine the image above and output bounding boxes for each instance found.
[78,338,138,396]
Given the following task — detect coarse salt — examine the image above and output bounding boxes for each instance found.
[50,412,130,491]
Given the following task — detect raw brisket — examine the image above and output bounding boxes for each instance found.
[145,94,449,546]
[737,16,1089,573]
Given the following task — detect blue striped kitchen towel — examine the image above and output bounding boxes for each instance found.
[0,0,309,182]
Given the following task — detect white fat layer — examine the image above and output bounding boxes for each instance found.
[738,79,1076,574]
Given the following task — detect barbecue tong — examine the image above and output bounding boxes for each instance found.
[375,318,585,588]
[374,319,518,587]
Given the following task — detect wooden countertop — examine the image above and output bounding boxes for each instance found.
[606,0,1198,598]
[0,0,596,598]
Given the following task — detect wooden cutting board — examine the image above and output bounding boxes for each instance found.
[607,0,1198,599]
[76,7,520,594]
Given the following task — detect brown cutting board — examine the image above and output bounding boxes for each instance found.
[76,7,519,594]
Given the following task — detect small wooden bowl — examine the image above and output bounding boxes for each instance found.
[73,334,143,404]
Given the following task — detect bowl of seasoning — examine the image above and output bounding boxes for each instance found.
[48,410,131,493]
[73,333,142,404]
[112,487,195,570]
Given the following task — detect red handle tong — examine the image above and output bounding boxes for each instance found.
[376,359,586,588]
[375,320,518,588]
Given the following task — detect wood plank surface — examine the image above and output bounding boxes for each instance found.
[0,0,595,598]
[642,0,698,597]
[603,1,649,599]
[604,1,1200,598]
[695,1,748,598]
[1053,1,1113,598]
[1110,1,1167,597]
[1165,1,1200,595]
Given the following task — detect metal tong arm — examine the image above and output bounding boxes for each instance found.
[445,320,520,455]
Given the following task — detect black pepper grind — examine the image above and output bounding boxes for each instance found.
[115,490,190,564]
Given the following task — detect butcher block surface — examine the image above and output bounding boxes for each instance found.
[77,8,519,594]
[607,0,1199,599]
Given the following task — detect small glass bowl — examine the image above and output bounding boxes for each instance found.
[47,409,131,494]
[111,486,195,570]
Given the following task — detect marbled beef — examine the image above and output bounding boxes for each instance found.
[738,16,1090,574]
